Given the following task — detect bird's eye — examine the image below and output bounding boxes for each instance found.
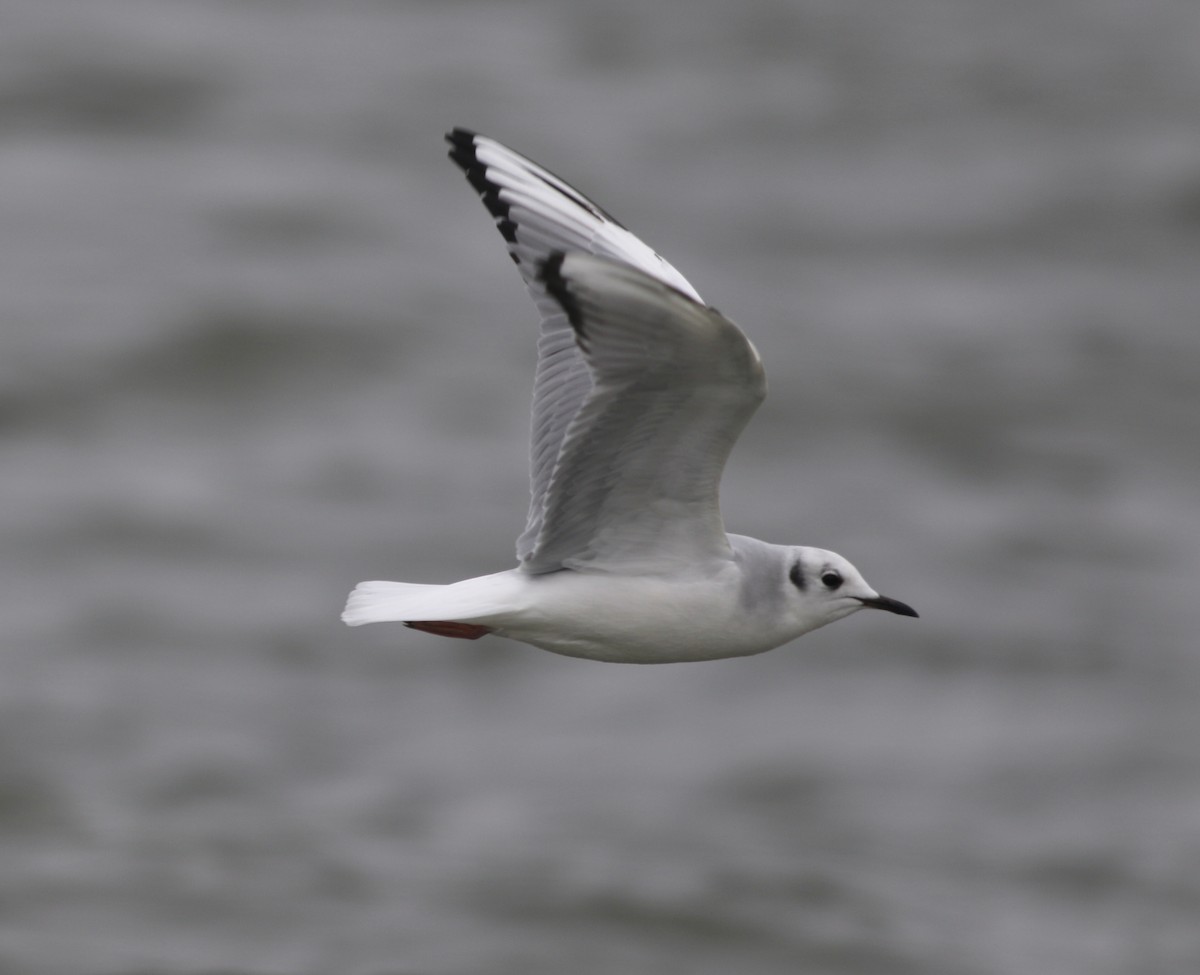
[821,571,843,590]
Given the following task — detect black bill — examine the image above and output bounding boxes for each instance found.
[858,595,919,618]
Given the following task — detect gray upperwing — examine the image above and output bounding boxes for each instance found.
[526,253,766,574]
[445,129,704,562]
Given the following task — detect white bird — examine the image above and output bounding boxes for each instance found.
[342,128,917,663]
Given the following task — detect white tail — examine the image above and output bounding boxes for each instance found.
[341,574,521,627]
[342,581,445,626]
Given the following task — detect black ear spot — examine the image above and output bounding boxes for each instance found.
[821,570,843,590]
[789,561,806,590]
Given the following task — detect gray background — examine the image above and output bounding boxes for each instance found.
[3,1,1199,973]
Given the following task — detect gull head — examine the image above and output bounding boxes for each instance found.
[784,546,918,633]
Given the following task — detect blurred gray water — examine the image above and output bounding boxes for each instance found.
[3,2,1200,973]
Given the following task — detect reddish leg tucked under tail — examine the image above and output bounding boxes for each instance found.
[404,620,493,640]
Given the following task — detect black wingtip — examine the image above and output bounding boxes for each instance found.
[445,127,519,248]
[444,129,476,184]
[445,128,489,196]
[444,127,475,149]
[445,127,631,242]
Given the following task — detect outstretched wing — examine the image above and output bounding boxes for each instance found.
[445,129,704,563]
[525,252,765,574]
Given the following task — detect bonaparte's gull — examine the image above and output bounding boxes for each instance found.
[342,128,917,663]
